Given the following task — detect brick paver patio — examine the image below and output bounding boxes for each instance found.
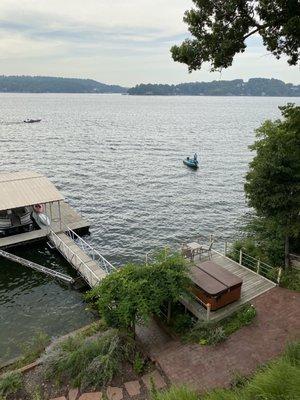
[147,287,300,392]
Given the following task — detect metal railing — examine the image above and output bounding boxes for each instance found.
[63,224,116,275]
[48,229,101,287]
[224,242,282,284]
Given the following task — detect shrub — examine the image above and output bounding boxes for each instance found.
[170,313,194,335]
[223,305,256,336]
[44,329,137,390]
[280,268,300,292]
[185,321,226,346]
[0,371,22,398]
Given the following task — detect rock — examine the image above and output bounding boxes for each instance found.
[106,386,123,400]
[50,397,67,400]
[68,388,79,400]
[124,380,141,397]
[78,393,102,400]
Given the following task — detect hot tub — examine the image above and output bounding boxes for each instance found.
[190,261,243,311]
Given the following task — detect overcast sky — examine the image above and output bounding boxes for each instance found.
[0,0,299,86]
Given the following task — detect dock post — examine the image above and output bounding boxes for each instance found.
[256,259,261,274]
[206,303,211,321]
[277,267,283,285]
[224,241,228,256]
[58,201,62,231]
[239,250,243,265]
[145,253,148,266]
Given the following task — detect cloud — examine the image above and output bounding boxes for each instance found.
[0,0,298,85]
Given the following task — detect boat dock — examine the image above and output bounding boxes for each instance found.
[0,171,114,287]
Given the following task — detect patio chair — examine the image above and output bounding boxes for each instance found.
[199,239,214,260]
[181,243,193,260]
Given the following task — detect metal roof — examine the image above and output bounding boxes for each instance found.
[0,171,64,211]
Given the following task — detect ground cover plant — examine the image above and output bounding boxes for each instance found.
[168,304,256,346]
[0,371,22,399]
[43,328,139,391]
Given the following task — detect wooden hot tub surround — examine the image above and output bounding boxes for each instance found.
[190,261,243,311]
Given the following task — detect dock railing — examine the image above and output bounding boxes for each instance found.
[224,242,282,284]
[48,229,102,286]
[63,224,116,275]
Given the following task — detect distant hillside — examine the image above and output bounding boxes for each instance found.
[0,76,127,94]
[128,78,300,97]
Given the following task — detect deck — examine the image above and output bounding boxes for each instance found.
[0,201,89,249]
[181,250,276,321]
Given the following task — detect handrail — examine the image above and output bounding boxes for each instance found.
[62,224,116,274]
[48,229,101,285]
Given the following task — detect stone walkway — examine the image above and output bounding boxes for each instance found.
[145,287,300,392]
[50,369,167,400]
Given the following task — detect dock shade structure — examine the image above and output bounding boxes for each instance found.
[190,261,243,311]
[0,171,65,230]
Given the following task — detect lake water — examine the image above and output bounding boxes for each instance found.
[0,94,298,362]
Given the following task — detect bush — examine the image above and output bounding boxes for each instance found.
[133,352,145,375]
[280,268,300,292]
[0,371,22,398]
[170,313,194,335]
[44,329,137,390]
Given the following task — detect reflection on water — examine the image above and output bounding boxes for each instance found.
[0,94,298,362]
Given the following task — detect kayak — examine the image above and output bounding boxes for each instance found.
[32,211,51,229]
[24,119,41,123]
[183,158,199,169]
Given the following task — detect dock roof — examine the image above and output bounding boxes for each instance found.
[0,171,64,211]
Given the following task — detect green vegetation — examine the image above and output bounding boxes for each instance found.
[44,328,137,390]
[87,251,190,334]
[171,0,300,71]
[280,268,300,292]
[0,75,127,93]
[151,342,300,400]
[168,304,256,345]
[128,79,300,97]
[0,371,22,399]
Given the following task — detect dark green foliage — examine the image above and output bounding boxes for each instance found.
[171,0,300,71]
[87,251,190,332]
[0,75,127,93]
[244,104,300,267]
[44,329,137,390]
[133,352,145,375]
[280,268,300,292]
[128,79,300,97]
[0,371,22,398]
[184,304,256,345]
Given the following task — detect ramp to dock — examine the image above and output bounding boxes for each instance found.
[47,230,112,287]
[0,249,74,284]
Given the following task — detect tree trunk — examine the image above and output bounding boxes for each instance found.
[167,301,172,324]
[284,234,290,269]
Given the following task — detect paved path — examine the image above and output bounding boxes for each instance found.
[142,287,300,392]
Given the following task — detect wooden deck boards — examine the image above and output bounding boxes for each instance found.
[0,201,89,249]
[182,251,276,321]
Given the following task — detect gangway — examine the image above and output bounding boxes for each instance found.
[47,227,115,287]
[0,248,74,284]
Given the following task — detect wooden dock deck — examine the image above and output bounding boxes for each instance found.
[181,250,276,321]
[0,201,89,249]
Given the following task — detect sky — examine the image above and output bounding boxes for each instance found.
[0,0,299,86]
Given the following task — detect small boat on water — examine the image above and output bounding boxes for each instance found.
[183,153,199,169]
[24,119,41,123]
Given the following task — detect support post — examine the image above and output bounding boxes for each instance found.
[239,249,243,265]
[206,303,211,322]
[257,259,261,274]
[145,253,148,266]
[224,241,228,256]
[277,267,283,285]
[58,201,62,231]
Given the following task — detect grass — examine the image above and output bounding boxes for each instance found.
[43,328,138,390]
[0,371,22,399]
[181,304,256,345]
[151,341,300,400]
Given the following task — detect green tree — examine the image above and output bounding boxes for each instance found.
[87,251,190,335]
[244,104,300,268]
[171,0,300,71]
